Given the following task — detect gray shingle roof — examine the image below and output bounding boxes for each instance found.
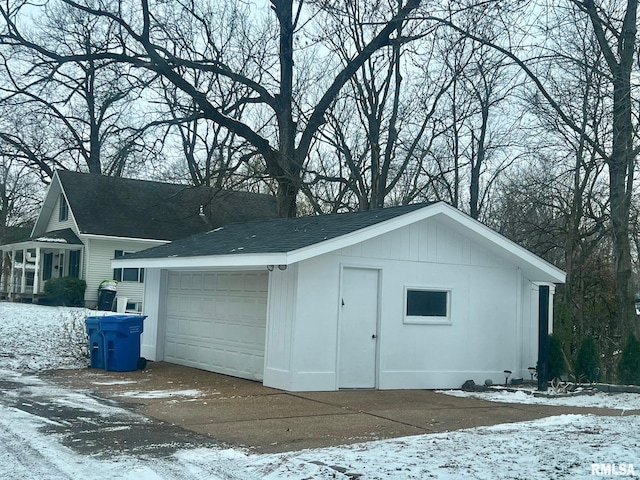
[32,228,83,245]
[58,171,278,241]
[123,203,431,260]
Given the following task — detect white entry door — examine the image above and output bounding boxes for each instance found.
[338,267,379,388]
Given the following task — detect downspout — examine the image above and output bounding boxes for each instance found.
[537,285,550,391]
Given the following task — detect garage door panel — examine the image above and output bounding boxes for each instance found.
[165,271,268,381]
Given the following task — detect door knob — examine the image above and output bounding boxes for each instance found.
[372,334,377,339]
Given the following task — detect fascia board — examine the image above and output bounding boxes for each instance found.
[112,252,288,269]
[81,233,171,244]
[0,240,38,250]
[110,201,566,284]
[0,240,83,250]
[31,173,61,237]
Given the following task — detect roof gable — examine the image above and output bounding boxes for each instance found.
[34,171,278,241]
[116,202,565,283]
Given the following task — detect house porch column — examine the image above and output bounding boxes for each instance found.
[20,248,27,293]
[8,250,15,298]
[33,247,41,295]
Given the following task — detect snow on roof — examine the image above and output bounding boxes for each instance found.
[34,236,68,243]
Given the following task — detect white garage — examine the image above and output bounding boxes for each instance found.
[117,202,566,391]
[163,271,268,380]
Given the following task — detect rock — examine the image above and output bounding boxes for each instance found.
[484,379,493,387]
[462,380,476,391]
[510,377,524,386]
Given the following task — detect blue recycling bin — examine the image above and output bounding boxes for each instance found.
[100,315,146,372]
[85,314,146,372]
[85,316,105,369]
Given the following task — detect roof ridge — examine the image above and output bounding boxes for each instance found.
[56,170,273,198]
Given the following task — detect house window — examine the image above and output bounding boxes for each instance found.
[69,250,80,278]
[59,194,68,221]
[404,287,451,324]
[113,250,144,283]
[58,253,64,277]
[43,253,53,281]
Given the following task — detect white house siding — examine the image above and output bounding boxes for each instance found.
[83,237,165,308]
[273,217,549,391]
[263,264,298,390]
[139,268,167,361]
[44,194,78,234]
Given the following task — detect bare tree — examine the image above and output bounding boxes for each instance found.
[0,0,421,216]
[0,2,154,177]
[305,4,460,213]
[428,0,640,344]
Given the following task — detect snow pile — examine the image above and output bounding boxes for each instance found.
[440,386,640,410]
[118,389,202,399]
[232,414,640,479]
[0,302,109,372]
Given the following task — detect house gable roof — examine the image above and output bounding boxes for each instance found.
[33,171,278,241]
[115,202,566,283]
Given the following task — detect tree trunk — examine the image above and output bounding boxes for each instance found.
[582,0,638,340]
[609,67,634,338]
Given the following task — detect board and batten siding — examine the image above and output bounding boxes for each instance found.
[263,263,298,390]
[83,237,165,307]
[267,216,544,391]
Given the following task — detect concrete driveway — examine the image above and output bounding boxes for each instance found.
[42,362,636,453]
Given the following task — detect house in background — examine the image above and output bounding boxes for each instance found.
[113,202,566,391]
[0,170,277,310]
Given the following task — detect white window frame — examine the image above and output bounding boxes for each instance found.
[113,250,144,283]
[403,286,452,325]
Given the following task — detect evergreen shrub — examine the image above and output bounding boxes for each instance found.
[44,276,86,307]
[576,336,600,383]
[618,335,640,385]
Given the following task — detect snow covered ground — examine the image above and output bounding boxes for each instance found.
[1,302,639,479]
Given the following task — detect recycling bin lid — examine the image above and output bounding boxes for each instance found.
[100,314,146,322]
[99,314,147,333]
[99,280,118,291]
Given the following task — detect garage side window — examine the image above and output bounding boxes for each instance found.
[404,287,451,324]
[113,250,144,283]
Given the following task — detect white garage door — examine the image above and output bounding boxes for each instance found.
[165,271,268,380]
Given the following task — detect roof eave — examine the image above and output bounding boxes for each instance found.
[81,233,172,243]
[0,239,83,250]
[111,202,566,284]
[112,252,288,269]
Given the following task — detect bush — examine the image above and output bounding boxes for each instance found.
[548,334,567,380]
[576,336,600,383]
[618,335,640,385]
[44,276,86,306]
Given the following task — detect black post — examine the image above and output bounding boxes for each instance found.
[537,285,549,391]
